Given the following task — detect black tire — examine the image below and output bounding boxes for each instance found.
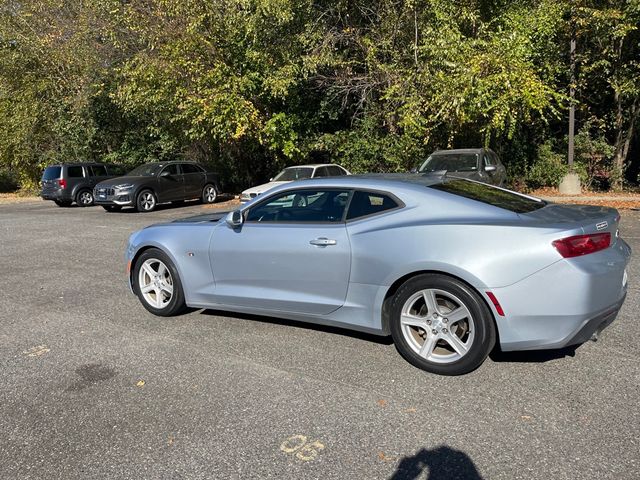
[390,274,496,376]
[201,184,218,204]
[76,189,94,207]
[54,200,72,207]
[102,205,122,212]
[132,248,186,317]
[136,189,157,212]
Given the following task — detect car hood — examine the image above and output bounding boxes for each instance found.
[242,181,289,196]
[96,176,153,187]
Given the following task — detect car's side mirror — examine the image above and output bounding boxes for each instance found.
[160,170,171,177]
[410,167,418,173]
[226,210,243,228]
[269,177,274,182]
[484,165,497,172]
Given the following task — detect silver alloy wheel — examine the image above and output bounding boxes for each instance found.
[203,185,217,203]
[79,191,93,205]
[139,192,156,211]
[138,258,173,309]
[400,288,475,364]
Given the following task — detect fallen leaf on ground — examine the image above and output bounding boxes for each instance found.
[136,380,145,387]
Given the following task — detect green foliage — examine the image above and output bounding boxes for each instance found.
[0,168,18,192]
[0,0,638,191]
[526,141,568,189]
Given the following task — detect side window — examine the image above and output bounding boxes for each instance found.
[313,167,329,177]
[182,163,203,174]
[161,164,180,176]
[327,166,344,176]
[347,191,399,220]
[483,153,494,166]
[90,165,108,177]
[490,151,501,166]
[246,189,350,223]
[67,166,84,178]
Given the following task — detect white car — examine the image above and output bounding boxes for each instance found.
[240,164,351,203]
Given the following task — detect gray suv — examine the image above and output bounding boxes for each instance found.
[40,163,125,207]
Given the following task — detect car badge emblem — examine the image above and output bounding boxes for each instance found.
[596,221,608,231]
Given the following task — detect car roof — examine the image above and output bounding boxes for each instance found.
[284,164,341,169]
[47,162,107,167]
[431,148,485,155]
[265,173,443,194]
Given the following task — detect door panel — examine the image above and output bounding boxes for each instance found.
[157,164,184,202]
[182,163,205,198]
[210,223,351,314]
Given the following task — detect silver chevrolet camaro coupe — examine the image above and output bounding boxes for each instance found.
[125,176,630,375]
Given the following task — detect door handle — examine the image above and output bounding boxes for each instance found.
[309,237,337,246]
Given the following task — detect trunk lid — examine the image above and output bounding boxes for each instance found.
[520,203,620,243]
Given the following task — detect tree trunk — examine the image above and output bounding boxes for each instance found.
[613,96,638,189]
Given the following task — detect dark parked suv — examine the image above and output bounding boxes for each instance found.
[94,161,222,212]
[40,163,125,207]
[415,148,507,186]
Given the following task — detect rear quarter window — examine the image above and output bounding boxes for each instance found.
[42,166,61,180]
[347,191,400,220]
[430,180,545,213]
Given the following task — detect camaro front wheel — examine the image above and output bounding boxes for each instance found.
[390,274,496,376]
[132,248,186,316]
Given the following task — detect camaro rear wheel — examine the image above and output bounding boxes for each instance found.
[390,274,496,376]
[133,248,186,316]
[202,184,218,204]
[136,190,157,212]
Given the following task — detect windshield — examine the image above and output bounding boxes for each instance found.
[430,179,546,213]
[42,166,61,180]
[419,153,479,173]
[273,167,314,181]
[126,163,161,176]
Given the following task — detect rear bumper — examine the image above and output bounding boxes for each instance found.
[493,239,631,351]
[41,189,72,201]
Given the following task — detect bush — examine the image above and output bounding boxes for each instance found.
[0,169,18,193]
[526,141,568,189]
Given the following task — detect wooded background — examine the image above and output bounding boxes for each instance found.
[0,0,638,192]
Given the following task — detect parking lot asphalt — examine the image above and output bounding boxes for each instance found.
[1,199,639,480]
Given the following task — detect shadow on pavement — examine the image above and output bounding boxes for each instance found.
[200,309,394,345]
[489,345,578,363]
[390,446,483,480]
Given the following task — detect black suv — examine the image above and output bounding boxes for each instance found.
[94,161,222,212]
[40,163,125,207]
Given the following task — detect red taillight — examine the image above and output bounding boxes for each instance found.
[486,292,505,316]
[552,233,611,258]
[58,178,67,189]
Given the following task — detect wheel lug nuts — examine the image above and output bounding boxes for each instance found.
[442,328,448,334]
[443,318,448,323]
[426,320,432,325]
[431,329,437,335]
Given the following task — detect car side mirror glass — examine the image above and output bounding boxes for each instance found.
[484,165,497,172]
[160,170,171,177]
[226,210,243,228]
